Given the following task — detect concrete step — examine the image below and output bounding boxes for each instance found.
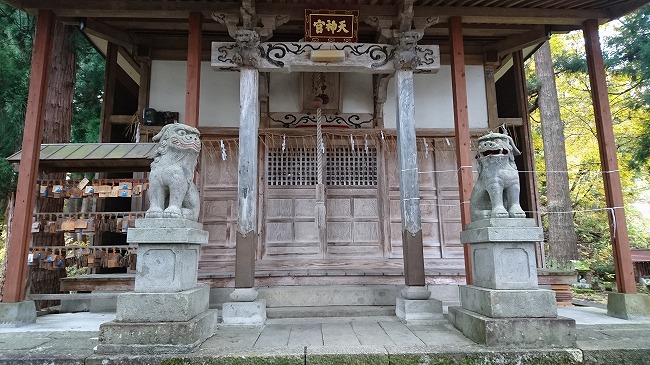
[267,305,396,318]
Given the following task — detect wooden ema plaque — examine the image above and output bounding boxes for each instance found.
[305,9,359,43]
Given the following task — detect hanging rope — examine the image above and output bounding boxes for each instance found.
[314,72,326,231]
[316,106,324,185]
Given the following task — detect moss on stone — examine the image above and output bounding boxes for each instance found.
[388,350,583,365]
[307,353,389,365]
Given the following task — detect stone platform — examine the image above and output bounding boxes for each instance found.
[2,307,650,364]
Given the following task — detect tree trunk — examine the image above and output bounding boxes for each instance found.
[28,20,76,310]
[534,41,579,266]
[0,192,15,301]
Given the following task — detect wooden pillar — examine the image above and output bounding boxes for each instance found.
[395,68,425,287]
[484,64,499,130]
[513,50,541,226]
[99,43,118,143]
[3,10,54,303]
[583,19,636,294]
[448,16,474,285]
[235,66,259,288]
[185,12,202,128]
[132,60,151,211]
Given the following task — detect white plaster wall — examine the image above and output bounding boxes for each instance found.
[269,72,373,114]
[341,73,373,113]
[149,61,240,127]
[269,73,302,113]
[383,65,488,129]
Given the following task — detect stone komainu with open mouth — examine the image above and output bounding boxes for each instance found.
[145,123,201,221]
[469,132,526,221]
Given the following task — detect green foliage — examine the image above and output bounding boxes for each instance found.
[72,32,104,143]
[0,5,103,222]
[604,5,650,172]
[0,4,33,220]
[527,21,650,282]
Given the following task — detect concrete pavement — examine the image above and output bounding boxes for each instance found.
[1,306,649,364]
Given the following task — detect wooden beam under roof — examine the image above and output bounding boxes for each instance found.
[19,0,611,25]
[492,25,548,57]
[82,18,134,49]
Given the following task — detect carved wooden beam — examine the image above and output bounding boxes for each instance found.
[212,41,440,74]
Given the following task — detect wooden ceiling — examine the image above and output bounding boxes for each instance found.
[5,0,649,61]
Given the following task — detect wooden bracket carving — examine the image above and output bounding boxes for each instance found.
[212,13,239,39]
[374,73,394,118]
[413,17,439,33]
[398,0,415,32]
[212,10,289,41]
[241,0,256,30]
[366,14,436,44]
[257,15,290,41]
[365,16,393,43]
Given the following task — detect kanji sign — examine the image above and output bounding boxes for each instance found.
[305,9,358,43]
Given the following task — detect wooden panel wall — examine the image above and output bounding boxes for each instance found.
[198,143,239,270]
[197,134,469,274]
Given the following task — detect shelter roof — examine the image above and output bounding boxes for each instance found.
[6,143,156,173]
[631,249,650,263]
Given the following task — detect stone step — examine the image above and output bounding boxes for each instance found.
[211,284,459,308]
[266,305,396,318]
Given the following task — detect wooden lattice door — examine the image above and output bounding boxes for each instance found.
[263,137,382,259]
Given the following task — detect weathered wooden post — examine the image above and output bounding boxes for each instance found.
[0,9,54,327]
[393,31,443,325]
[221,29,267,325]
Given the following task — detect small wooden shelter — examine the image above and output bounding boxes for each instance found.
[2,0,646,303]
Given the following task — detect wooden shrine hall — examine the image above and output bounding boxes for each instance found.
[1,0,645,310]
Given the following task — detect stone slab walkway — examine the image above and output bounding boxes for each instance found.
[1,308,650,364]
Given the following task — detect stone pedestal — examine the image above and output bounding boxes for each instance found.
[395,286,443,325]
[0,301,36,327]
[97,218,216,354]
[448,219,576,348]
[222,300,267,325]
[222,288,267,325]
[607,292,650,319]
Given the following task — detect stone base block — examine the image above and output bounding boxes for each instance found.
[0,301,36,327]
[469,242,539,290]
[128,218,208,244]
[60,299,90,313]
[90,292,118,313]
[96,309,217,354]
[448,306,576,348]
[222,300,267,325]
[395,297,443,325]
[117,286,209,322]
[134,243,200,293]
[607,292,650,319]
[459,285,557,318]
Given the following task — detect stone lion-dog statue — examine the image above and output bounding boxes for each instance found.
[469,132,526,221]
[146,123,201,221]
